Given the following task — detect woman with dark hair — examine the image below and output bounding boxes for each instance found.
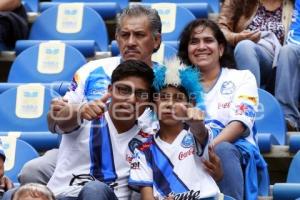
[178,19,269,200]
[219,0,294,87]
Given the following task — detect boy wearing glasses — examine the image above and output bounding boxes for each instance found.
[45,60,154,200]
[19,5,162,186]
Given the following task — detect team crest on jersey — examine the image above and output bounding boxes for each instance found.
[235,103,255,119]
[205,120,225,138]
[220,81,235,95]
[181,133,194,148]
[128,138,143,153]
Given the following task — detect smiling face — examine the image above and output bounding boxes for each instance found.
[187,26,224,72]
[116,15,161,66]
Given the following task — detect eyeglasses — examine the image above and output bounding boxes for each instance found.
[114,84,150,100]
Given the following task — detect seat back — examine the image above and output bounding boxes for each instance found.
[0,132,60,152]
[8,42,86,83]
[256,88,286,145]
[29,4,109,51]
[287,151,300,183]
[141,0,220,13]
[2,137,39,183]
[0,84,60,132]
[22,0,39,12]
[151,42,178,64]
[150,3,195,41]
[51,0,129,9]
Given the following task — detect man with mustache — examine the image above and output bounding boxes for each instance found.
[18,4,162,186]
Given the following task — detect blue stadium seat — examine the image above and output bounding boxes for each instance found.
[289,134,300,153]
[0,84,60,132]
[140,0,220,13]
[256,88,286,152]
[22,0,39,12]
[0,82,70,96]
[16,40,96,57]
[138,2,212,18]
[0,132,60,152]
[151,43,178,64]
[15,4,109,55]
[273,183,300,200]
[8,42,86,83]
[148,3,195,42]
[2,138,39,183]
[273,151,300,200]
[40,2,121,20]
[287,151,300,183]
[51,0,128,9]
[111,41,177,64]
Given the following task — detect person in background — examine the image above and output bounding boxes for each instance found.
[275,0,300,131]
[219,0,294,88]
[18,5,162,186]
[0,0,28,49]
[178,18,269,200]
[11,183,55,200]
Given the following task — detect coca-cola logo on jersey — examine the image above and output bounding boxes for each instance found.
[178,147,195,160]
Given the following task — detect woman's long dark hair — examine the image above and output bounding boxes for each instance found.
[177,18,236,69]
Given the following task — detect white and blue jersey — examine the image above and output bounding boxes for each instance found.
[65,56,163,103]
[64,56,121,103]
[49,57,162,198]
[48,112,140,199]
[204,68,258,145]
[128,130,219,199]
[287,0,300,44]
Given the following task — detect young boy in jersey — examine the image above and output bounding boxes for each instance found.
[45,60,155,200]
[128,58,220,199]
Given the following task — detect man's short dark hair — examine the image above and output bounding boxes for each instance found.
[111,60,154,87]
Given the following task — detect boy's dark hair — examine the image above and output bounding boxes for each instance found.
[111,60,154,87]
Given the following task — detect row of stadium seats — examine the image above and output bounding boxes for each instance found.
[23,0,221,14]
[16,3,197,56]
[2,1,212,52]
[272,151,300,200]
[0,41,177,85]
